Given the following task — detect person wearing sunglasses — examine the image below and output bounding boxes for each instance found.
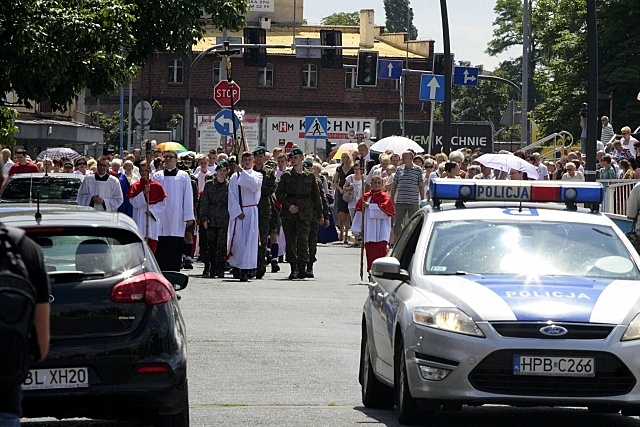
[151,150,195,272]
[74,157,90,176]
[77,156,124,211]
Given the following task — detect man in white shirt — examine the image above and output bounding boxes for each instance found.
[152,150,195,271]
[192,155,210,192]
[227,151,263,282]
[2,148,13,176]
[77,157,123,211]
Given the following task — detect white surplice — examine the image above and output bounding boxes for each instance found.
[77,174,123,212]
[129,190,167,241]
[352,204,392,243]
[152,170,195,237]
[227,168,263,269]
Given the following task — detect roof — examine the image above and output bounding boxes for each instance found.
[0,204,140,233]
[195,27,430,59]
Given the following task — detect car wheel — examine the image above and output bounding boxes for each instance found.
[360,326,394,409]
[395,340,426,425]
[155,382,189,427]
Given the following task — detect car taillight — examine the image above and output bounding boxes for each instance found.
[135,365,170,374]
[111,272,174,305]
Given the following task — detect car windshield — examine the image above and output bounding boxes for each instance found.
[26,227,145,278]
[2,176,81,201]
[424,220,640,279]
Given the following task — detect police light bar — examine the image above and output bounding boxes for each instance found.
[430,179,604,204]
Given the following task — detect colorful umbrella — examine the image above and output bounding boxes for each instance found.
[331,143,359,160]
[36,147,81,161]
[155,142,188,153]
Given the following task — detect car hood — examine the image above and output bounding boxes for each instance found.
[415,275,640,324]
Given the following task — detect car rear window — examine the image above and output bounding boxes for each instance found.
[26,227,145,278]
[424,220,640,279]
[2,176,81,201]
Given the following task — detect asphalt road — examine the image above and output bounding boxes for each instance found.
[23,242,640,426]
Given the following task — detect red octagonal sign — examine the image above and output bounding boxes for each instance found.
[213,81,241,107]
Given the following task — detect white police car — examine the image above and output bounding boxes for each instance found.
[359,179,640,424]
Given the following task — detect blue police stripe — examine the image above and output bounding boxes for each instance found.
[468,276,615,322]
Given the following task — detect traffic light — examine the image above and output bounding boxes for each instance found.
[243,27,267,67]
[356,50,378,87]
[432,52,455,75]
[320,30,343,69]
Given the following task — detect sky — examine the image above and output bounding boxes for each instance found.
[303,0,521,71]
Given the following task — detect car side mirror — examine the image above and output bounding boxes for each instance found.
[162,271,189,291]
[371,257,409,281]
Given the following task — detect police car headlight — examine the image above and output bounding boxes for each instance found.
[412,307,485,337]
[622,313,640,341]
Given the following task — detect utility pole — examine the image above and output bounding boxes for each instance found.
[522,0,531,147]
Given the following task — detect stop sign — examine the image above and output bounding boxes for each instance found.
[213,81,241,107]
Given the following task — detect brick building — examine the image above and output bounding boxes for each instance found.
[85,10,435,153]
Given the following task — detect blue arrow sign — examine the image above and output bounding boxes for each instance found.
[378,59,403,80]
[214,109,240,136]
[419,74,445,102]
[305,116,328,139]
[453,66,479,86]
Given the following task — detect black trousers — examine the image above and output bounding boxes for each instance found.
[155,236,184,271]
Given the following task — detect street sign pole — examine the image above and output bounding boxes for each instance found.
[216,41,241,156]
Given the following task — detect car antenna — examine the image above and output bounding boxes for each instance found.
[35,190,42,224]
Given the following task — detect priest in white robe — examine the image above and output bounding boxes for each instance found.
[127,160,167,253]
[227,151,263,281]
[152,151,195,271]
[352,175,395,274]
[77,157,123,212]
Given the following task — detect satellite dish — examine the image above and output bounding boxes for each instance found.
[348,129,356,139]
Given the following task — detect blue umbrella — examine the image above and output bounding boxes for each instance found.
[36,147,81,161]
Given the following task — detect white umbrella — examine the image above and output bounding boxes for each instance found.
[475,153,539,179]
[370,135,425,154]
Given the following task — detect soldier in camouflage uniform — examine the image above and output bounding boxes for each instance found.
[275,148,323,279]
[198,160,230,278]
[252,146,277,279]
[303,159,330,278]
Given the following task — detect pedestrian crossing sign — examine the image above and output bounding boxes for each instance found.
[305,116,328,140]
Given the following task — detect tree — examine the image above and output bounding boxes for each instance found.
[0,107,19,147]
[321,12,359,26]
[383,0,418,40]
[0,0,249,112]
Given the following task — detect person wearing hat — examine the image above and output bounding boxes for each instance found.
[62,161,74,173]
[304,159,330,278]
[227,151,263,282]
[252,146,277,279]
[275,148,323,279]
[198,160,230,278]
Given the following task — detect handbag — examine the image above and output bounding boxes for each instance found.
[342,189,355,203]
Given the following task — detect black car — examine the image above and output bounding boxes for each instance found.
[0,205,189,426]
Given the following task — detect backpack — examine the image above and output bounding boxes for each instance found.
[0,225,37,386]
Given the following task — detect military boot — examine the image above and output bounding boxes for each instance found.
[255,261,266,279]
[288,263,298,280]
[306,262,314,278]
[215,259,226,278]
[297,262,309,279]
[202,262,210,277]
[271,259,280,273]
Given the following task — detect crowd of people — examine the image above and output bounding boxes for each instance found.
[2,126,640,281]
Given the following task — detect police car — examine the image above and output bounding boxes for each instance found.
[359,179,640,425]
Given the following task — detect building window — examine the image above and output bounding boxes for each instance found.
[213,61,228,84]
[259,63,274,87]
[302,64,317,88]
[345,68,360,90]
[169,59,183,84]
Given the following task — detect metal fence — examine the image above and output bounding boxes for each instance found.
[600,179,639,215]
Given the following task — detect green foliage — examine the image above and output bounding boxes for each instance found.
[383,0,418,40]
[0,0,249,111]
[0,107,19,146]
[321,12,360,26]
[90,110,125,146]
[487,0,640,139]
